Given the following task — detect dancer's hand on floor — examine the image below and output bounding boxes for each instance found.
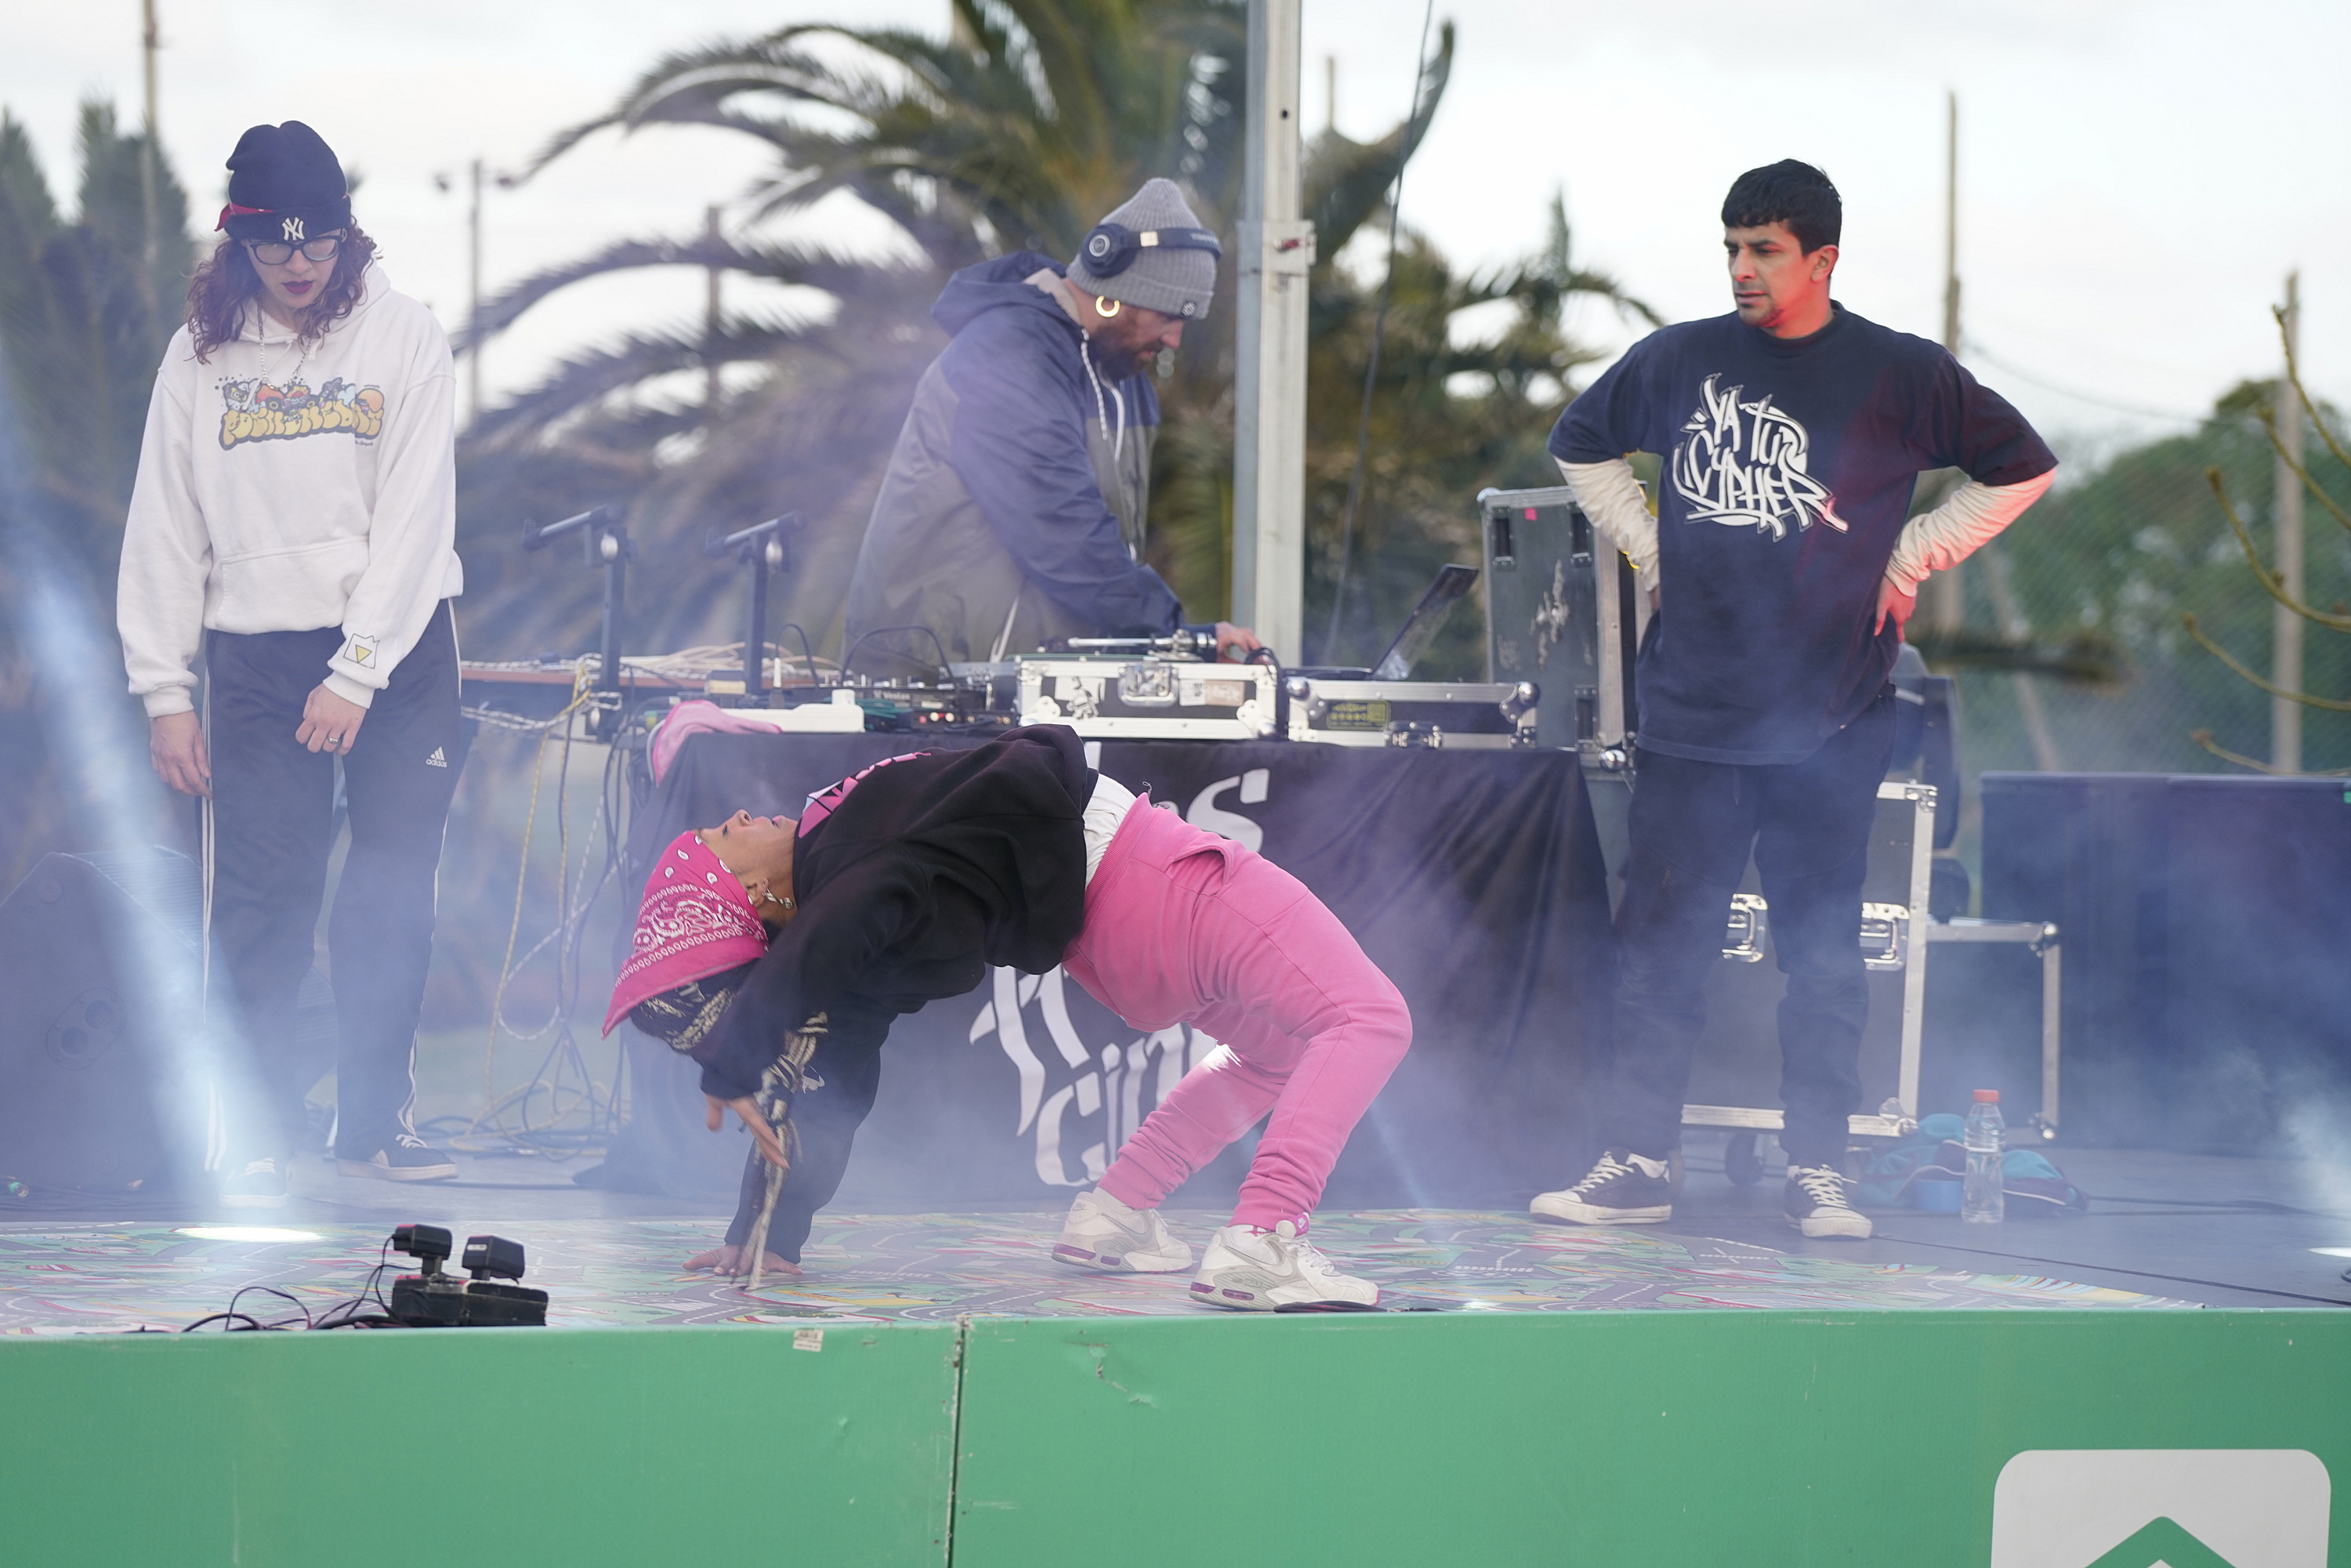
[706,1092,791,1170]
[684,1245,800,1279]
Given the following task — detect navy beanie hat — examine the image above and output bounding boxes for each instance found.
[218,121,351,243]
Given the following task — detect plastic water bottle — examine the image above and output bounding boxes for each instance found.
[1962,1090,2005,1224]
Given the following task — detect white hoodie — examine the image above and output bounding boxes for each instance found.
[117,263,463,716]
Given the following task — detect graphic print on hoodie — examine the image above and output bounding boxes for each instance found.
[1549,305,2055,765]
[216,374,386,449]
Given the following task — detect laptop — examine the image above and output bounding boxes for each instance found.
[1296,563,1480,680]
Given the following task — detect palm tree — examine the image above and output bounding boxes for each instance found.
[457,0,1447,658]
[0,103,192,882]
[1296,188,1659,668]
[0,103,190,585]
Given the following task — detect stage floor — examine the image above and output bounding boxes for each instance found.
[0,1208,2208,1332]
[5,1142,2346,1331]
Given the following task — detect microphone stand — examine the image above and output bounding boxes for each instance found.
[704,514,801,704]
[523,505,633,738]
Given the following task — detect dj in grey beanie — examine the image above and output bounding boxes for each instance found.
[1068,178,1219,321]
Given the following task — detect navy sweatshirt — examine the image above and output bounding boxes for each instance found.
[1550,305,2055,764]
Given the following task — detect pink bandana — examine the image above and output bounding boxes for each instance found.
[602,831,772,1035]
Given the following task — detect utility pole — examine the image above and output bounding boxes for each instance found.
[1983,539,2063,771]
[2273,270,2304,773]
[1942,91,1961,359]
[705,206,724,418]
[467,158,484,426]
[1231,0,1314,659]
[1922,90,1967,634]
[137,0,161,308]
[1935,91,2057,769]
[1325,56,1336,136]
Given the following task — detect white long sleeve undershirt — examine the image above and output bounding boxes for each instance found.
[1555,457,2056,599]
[1879,467,2056,593]
[1555,458,1659,593]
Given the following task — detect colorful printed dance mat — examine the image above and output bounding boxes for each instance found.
[0,1210,2196,1333]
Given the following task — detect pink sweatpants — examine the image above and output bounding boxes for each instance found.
[1061,798,1412,1233]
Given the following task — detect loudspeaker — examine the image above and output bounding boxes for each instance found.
[0,847,334,1190]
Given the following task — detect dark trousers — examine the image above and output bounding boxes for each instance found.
[205,603,466,1159]
[1599,690,1896,1170]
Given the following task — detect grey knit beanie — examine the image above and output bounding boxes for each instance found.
[1067,178,1219,321]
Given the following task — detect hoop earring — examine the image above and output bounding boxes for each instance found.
[1093,295,1121,318]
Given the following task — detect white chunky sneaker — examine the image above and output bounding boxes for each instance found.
[1052,1188,1193,1273]
[1784,1163,1873,1239]
[1189,1221,1378,1310]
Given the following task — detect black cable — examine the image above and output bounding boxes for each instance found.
[1323,0,1438,666]
[839,625,952,680]
[766,622,820,687]
[306,1238,406,1330]
[224,1284,313,1331]
[472,714,629,1160]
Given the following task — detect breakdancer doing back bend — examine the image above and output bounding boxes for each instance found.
[603,726,1412,1309]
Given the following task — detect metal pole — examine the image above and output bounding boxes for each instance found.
[2273,270,2304,773]
[467,158,484,426]
[1941,92,1961,357]
[139,0,160,292]
[1231,0,1313,660]
[1922,91,1966,634]
[744,541,770,702]
[2039,937,2063,1134]
[1984,543,2062,771]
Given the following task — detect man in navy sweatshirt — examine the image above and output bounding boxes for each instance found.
[1534,160,2056,1238]
[842,179,1257,674]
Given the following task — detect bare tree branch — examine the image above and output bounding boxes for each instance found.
[2202,467,2351,630]
[2182,613,2351,710]
[2190,728,2351,776]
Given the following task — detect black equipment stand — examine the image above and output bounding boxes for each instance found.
[704,513,802,703]
[523,506,633,739]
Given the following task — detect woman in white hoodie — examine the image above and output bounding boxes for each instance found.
[117,121,465,1208]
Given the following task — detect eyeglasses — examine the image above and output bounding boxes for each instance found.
[245,234,343,266]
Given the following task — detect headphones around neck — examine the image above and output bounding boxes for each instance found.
[1079,222,1223,281]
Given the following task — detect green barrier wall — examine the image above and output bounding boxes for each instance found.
[6,1313,2346,1566]
[0,1324,960,1568]
[953,1312,2351,1567]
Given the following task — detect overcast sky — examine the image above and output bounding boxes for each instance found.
[9,0,2348,465]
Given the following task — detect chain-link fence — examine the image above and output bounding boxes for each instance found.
[1918,385,2351,896]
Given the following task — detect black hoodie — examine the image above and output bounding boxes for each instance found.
[694,726,1094,1100]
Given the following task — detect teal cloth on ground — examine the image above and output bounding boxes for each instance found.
[1857,1116,2085,1212]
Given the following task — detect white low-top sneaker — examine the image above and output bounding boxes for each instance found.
[1052,1188,1194,1273]
[1189,1221,1378,1310]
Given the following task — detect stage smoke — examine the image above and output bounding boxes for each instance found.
[0,354,263,1185]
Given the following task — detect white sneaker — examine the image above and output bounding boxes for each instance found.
[1189,1221,1378,1310]
[1052,1188,1193,1273]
